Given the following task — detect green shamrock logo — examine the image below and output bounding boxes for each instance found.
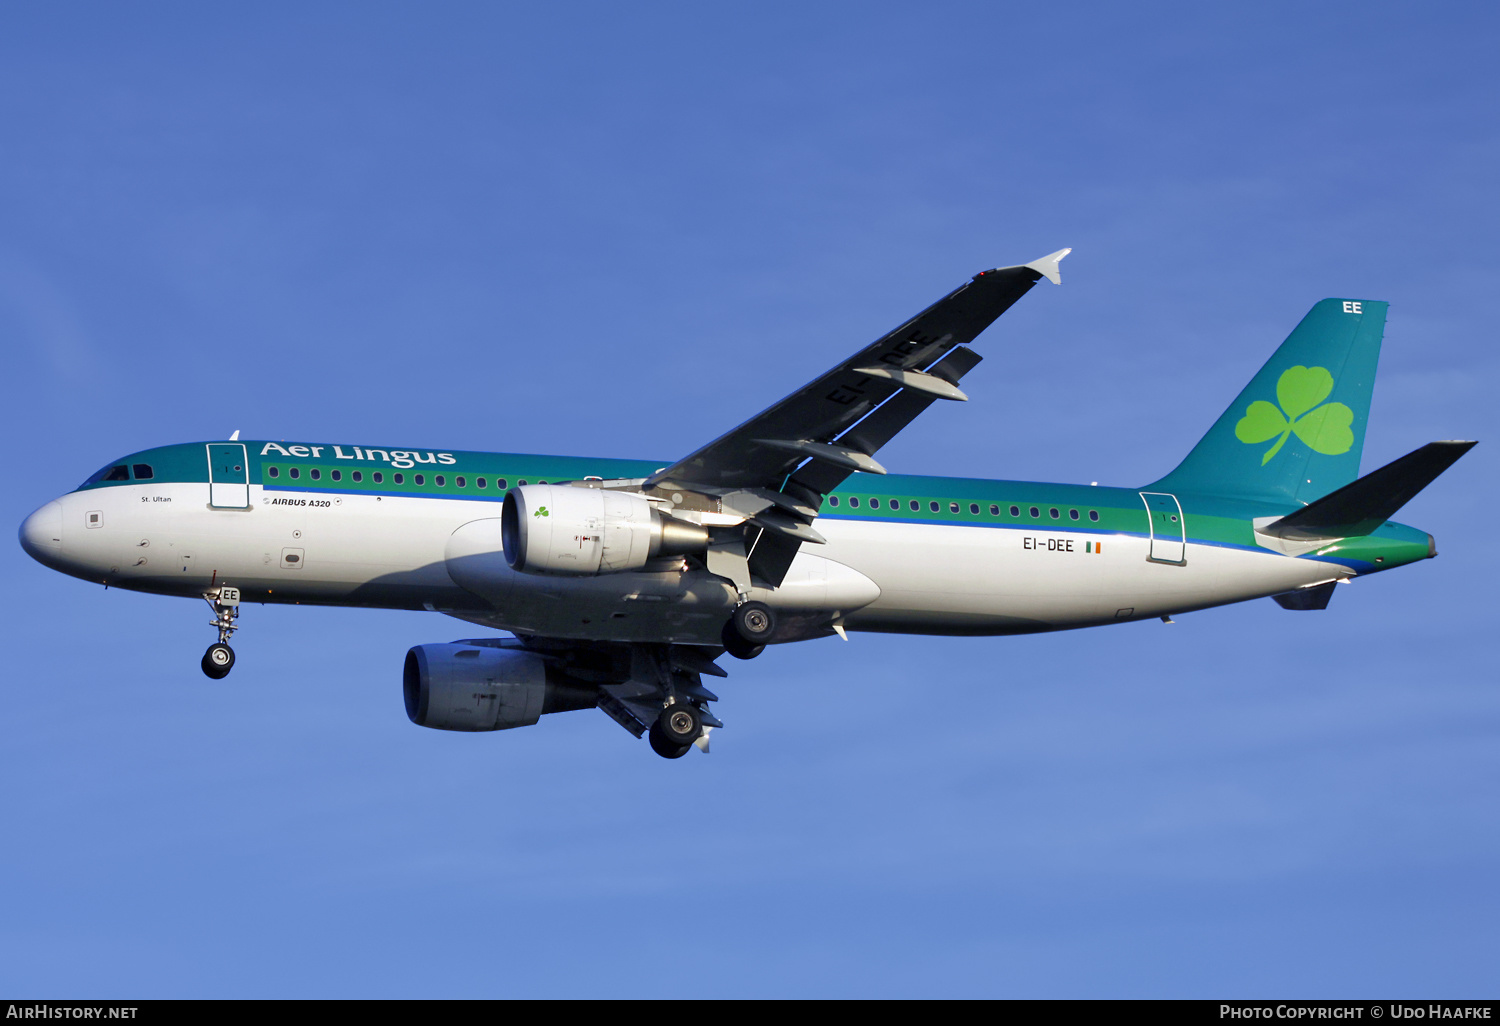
[534,506,550,518]
[1235,366,1355,465]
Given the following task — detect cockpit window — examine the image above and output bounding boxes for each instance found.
[83,463,131,486]
[132,464,154,480]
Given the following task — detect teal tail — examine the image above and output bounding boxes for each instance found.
[1148,298,1387,505]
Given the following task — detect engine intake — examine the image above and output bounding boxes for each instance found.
[403,642,595,732]
[501,483,709,576]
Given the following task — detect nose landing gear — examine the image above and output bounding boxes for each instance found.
[201,586,241,680]
[202,642,235,678]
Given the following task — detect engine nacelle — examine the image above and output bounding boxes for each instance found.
[403,642,593,732]
[501,483,709,576]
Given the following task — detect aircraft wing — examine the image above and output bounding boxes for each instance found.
[645,249,1069,497]
[644,249,1069,587]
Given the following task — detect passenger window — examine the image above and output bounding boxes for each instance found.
[828,496,839,506]
[889,499,899,510]
[310,469,321,480]
[396,474,407,484]
[1069,509,1079,520]
[436,476,446,487]
[909,500,919,511]
[1010,505,1019,517]
[476,477,487,489]
[969,503,980,515]
[1089,510,1099,522]
[289,468,300,479]
[1049,508,1060,519]
[1029,506,1039,518]
[456,477,466,488]
[104,465,130,482]
[929,501,940,513]
[132,464,154,480]
[331,470,341,481]
[373,472,383,483]
[949,502,959,514]
[268,467,280,479]
[518,480,527,487]
[849,497,860,508]
[414,474,424,485]
[496,478,508,489]
[352,471,363,482]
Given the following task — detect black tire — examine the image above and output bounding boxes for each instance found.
[720,620,765,660]
[657,702,702,746]
[201,643,235,680]
[730,601,775,643]
[648,724,691,759]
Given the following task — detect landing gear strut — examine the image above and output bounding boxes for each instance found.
[649,701,703,759]
[721,600,774,660]
[201,586,241,680]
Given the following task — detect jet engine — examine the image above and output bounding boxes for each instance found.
[501,483,709,576]
[403,641,596,731]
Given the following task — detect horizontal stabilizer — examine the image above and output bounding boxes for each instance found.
[1261,441,1476,541]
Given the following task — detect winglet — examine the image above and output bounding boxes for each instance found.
[1025,248,1071,285]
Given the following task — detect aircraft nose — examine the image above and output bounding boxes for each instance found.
[19,500,64,563]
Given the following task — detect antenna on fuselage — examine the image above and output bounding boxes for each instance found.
[229,430,240,441]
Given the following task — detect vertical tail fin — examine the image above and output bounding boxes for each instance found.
[1148,299,1387,505]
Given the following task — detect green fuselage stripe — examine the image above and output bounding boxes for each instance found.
[77,440,1435,574]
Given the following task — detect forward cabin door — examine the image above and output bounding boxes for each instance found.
[1140,491,1186,565]
[207,443,250,509]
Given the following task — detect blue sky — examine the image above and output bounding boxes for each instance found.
[2,2,1497,997]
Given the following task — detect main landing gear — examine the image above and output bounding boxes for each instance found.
[649,701,704,759]
[720,600,775,661]
[201,586,241,680]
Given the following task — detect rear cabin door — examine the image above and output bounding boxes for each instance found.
[1139,491,1186,565]
[207,444,250,509]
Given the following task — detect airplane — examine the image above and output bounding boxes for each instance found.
[18,250,1475,759]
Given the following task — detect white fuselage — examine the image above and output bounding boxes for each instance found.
[23,477,1346,645]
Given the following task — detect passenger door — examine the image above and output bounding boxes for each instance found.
[207,444,250,509]
[1139,491,1186,565]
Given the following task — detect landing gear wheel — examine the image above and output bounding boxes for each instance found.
[648,704,700,758]
[659,703,702,746]
[201,643,235,680]
[731,601,775,643]
[648,726,691,759]
[720,620,765,661]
